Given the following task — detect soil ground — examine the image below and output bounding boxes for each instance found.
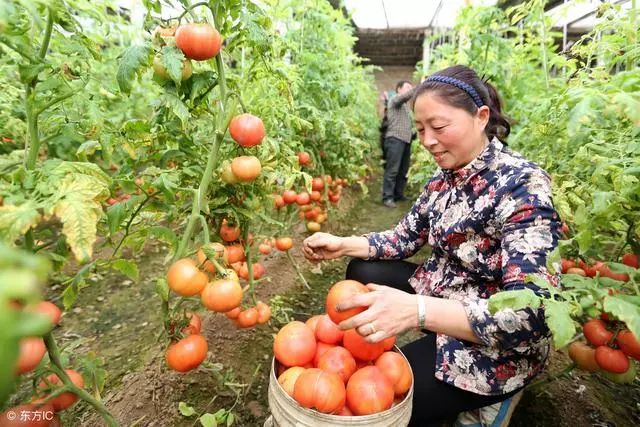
[13,170,639,427]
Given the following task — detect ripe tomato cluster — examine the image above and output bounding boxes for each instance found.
[561,253,637,281]
[8,301,85,417]
[272,280,412,416]
[274,175,349,233]
[164,221,295,372]
[569,318,639,383]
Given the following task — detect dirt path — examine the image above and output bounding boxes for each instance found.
[28,173,639,426]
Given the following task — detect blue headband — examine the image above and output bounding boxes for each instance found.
[424,75,484,108]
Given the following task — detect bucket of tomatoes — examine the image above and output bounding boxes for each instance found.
[266,280,413,427]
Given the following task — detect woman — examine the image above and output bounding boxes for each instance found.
[302,65,562,425]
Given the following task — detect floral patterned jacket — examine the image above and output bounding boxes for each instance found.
[366,138,562,396]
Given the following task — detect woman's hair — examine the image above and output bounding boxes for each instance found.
[414,65,510,141]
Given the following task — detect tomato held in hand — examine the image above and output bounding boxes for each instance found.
[15,337,47,375]
[229,113,265,147]
[594,346,630,374]
[582,319,613,347]
[166,334,208,373]
[175,23,222,60]
[315,315,344,345]
[326,280,369,324]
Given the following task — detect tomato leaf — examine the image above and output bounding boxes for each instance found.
[603,296,640,340]
[117,43,153,94]
[106,202,127,236]
[145,226,178,252]
[488,289,541,314]
[178,402,196,417]
[0,201,42,244]
[199,413,218,427]
[544,299,577,349]
[111,259,139,282]
[159,45,186,85]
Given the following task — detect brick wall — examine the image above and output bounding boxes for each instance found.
[355,28,425,66]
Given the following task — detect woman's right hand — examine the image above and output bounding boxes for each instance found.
[302,232,344,262]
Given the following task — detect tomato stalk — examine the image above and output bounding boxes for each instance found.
[242,224,257,303]
[43,333,118,426]
[286,250,310,289]
[176,1,211,23]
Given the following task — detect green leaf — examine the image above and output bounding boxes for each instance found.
[111,259,140,282]
[155,278,169,303]
[178,402,196,417]
[488,289,541,314]
[76,140,101,158]
[603,296,640,340]
[159,45,186,84]
[226,413,235,426]
[199,414,218,427]
[146,226,178,251]
[106,202,127,235]
[117,43,153,94]
[160,93,190,128]
[544,299,577,349]
[0,201,42,244]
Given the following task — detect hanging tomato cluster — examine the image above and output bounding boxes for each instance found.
[272,280,412,416]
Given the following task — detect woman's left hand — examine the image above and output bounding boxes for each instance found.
[336,283,419,343]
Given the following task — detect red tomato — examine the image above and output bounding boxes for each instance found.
[201,279,243,313]
[346,366,394,415]
[315,315,344,345]
[305,315,323,334]
[561,222,569,236]
[225,307,241,320]
[597,264,629,282]
[293,368,346,414]
[277,366,306,398]
[326,280,369,324]
[296,192,310,205]
[566,267,586,276]
[560,259,576,274]
[182,312,202,335]
[317,346,356,384]
[314,341,337,367]
[343,329,385,362]
[311,177,324,191]
[622,253,639,269]
[274,321,317,367]
[310,191,322,201]
[224,244,245,264]
[175,23,222,60]
[297,151,311,166]
[256,301,271,324]
[166,258,208,297]
[616,330,640,360]
[259,243,272,255]
[595,346,630,374]
[282,190,297,204]
[275,237,293,251]
[375,352,412,395]
[38,369,85,411]
[582,319,614,347]
[231,156,261,182]
[274,195,285,209]
[336,405,353,416]
[238,262,265,280]
[567,341,599,372]
[16,337,47,375]
[166,335,208,373]
[229,113,265,147]
[236,308,259,328]
[382,336,397,351]
[27,301,62,327]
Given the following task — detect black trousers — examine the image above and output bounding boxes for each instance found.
[382,137,411,202]
[345,258,522,426]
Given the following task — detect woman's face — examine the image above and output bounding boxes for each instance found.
[414,92,490,170]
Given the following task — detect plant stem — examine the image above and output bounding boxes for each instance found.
[39,8,54,59]
[528,362,576,391]
[43,333,119,426]
[286,251,310,289]
[24,84,40,169]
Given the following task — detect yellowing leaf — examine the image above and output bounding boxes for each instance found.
[53,197,102,263]
[0,202,42,244]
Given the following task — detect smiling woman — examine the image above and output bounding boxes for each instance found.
[303,64,563,425]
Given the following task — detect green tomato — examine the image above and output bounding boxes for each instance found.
[153,56,192,81]
[601,361,637,384]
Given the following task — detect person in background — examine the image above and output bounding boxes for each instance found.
[381,80,416,208]
[303,64,562,426]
